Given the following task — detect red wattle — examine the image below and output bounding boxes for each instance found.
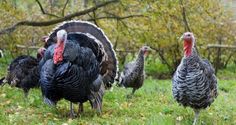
[144,51,149,56]
[184,40,192,57]
[53,43,64,64]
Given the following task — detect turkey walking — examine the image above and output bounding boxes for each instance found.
[1,47,45,97]
[172,32,218,125]
[39,20,117,118]
[118,46,151,95]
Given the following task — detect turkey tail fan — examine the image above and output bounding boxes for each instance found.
[67,32,107,64]
[45,20,118,88]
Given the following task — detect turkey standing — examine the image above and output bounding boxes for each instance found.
[172,32,218,125]
[118,46,151,95]
[1,47,46,97]
[39,20,117,118]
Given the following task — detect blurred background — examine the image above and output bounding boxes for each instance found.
[0,1,236,125]
[0,0,236,79]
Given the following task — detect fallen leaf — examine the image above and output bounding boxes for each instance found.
[176,116,183,121]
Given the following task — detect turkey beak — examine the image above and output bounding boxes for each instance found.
[179,34,184,42]
[144,46,152,56]
[147,46,153,53]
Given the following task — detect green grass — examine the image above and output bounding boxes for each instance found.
[0,77,235,125]
[0,55,236,124]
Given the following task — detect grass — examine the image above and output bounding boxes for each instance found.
[0,55,236,125]
[0,77,236,125]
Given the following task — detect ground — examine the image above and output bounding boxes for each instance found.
[0,77,235,125]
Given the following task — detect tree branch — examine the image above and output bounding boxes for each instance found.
[150,46,173,72]
[0,0,119,35]
[62,0,70,17]
[35,0,60,18]
[87,14,146,21]
[179,0,191,32]
[207,44,236,49]
[16,44,40,49]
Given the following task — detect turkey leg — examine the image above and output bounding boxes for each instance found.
[23,89,29,98]
[193,109,200,125]
[131,88,136,95]
[69,102,76,118]
[78,103,84,115]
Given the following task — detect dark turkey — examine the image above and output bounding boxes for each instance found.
[172,32,218,125]
[0,48,45,97]
[118,46,151,95]
[39,21,117,118]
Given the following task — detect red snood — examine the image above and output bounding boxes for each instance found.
[184,40,192,57]
[53,43,64,64]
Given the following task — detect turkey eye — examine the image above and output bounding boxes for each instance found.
[187,34,191,37]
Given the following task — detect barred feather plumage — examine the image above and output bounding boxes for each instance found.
[172,32,217,125]
[172,48,217,109]
[119,46,150,94]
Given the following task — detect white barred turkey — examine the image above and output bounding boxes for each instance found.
[172,32,218,125]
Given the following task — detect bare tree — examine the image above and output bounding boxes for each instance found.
[0,0,119,35]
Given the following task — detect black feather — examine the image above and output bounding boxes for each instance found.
[5,55,40,96]
[44,21,117,88]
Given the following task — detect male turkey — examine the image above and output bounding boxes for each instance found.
[39,21,117,118]
[1,47,45,97]
[118,46,151,95]
[172,32,218,125]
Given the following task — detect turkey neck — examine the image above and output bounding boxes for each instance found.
[135,50,145,70]
[184,40,193,58]
[182,39,199,68]
[182,47,200,72]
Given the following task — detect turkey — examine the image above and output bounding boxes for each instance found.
[172,32,218,125]
[0,47,46,97]
[39,20,117,118]
[118,46,151,95]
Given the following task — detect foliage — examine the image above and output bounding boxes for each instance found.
[217,62,236,80]
[97,0,236,73]
[145,56,170,79]
[0,1,236,124]
[0,0,235,74]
